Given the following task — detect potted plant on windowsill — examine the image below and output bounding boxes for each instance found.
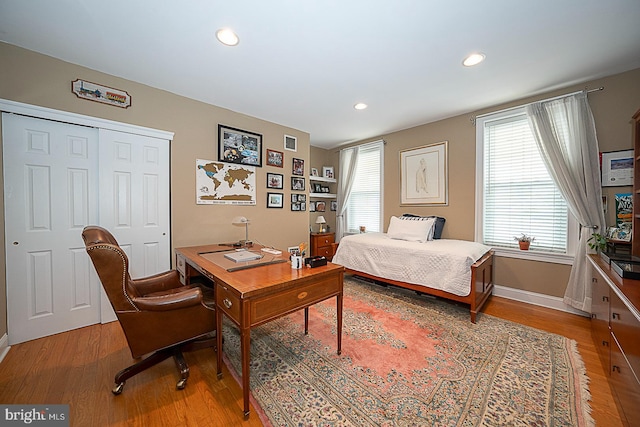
[514,234,535,250]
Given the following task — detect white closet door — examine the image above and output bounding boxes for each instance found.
[3,114,171,344]
[98,129,170,279]
[3,113,100,344]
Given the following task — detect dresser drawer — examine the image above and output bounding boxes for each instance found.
[317,234,334,246]
[316,246,333,258]
[251,276,341,325]
[216,283,241,323]
[610,291,640,379]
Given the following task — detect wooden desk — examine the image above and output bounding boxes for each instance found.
[175,244,344,418]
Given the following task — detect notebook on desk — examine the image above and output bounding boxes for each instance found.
[224,251,263,263]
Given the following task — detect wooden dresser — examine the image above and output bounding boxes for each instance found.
[588,254,640,426]
[310,232,335,260]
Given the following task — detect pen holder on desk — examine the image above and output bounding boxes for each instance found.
[291,255,303,269]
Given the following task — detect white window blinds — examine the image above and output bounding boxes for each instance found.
[480,111,569,253]
[345,141,383,233]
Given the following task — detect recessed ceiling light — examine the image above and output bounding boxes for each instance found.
[354,103,368,110]
[216,28,239,46]
[463,53,485,67]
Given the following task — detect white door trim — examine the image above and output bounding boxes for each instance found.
[0,99,174,140]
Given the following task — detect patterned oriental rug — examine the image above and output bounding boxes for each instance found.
[221,278,593,426]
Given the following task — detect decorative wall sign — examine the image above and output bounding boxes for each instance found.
[400,141,448,205]
[71,79,131,108]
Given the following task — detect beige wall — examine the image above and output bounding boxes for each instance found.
[331,67,640,298]
[0,42,313,339]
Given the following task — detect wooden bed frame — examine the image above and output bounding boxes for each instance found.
[342,250,494,323]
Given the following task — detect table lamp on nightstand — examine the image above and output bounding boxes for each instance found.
[316,216,327,233]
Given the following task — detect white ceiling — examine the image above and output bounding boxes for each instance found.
[1,0,640,148]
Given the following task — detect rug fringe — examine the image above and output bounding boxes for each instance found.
[567,339,595,427]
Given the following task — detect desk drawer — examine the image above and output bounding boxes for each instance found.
[252,276,341,325]
[216,283,241,323]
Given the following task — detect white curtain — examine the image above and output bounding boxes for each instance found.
[526,92,605,313]
[336,146,359,242]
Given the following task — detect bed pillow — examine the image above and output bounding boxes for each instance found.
[387,215,435,243]
[401,214,446,239]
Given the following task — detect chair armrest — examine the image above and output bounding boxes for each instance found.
[131,270,182,295]
[132,287,204,311]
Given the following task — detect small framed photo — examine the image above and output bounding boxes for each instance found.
[322,166,334,179]
[309,201,316,212]
[316,201,326,212]
[284,135,297,152]
[218,124,262,166]
[291,201,306,211]
[291,177,305,191]
[267,192,284,208]
[266,149,284,168]
[266,173,283,189]
[292,158,304,176]
[313,183,323,193]
[311,168,319,177]
[330,201,337,211]
[292,194,299,202]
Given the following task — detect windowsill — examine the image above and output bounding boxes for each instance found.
[491,247,574,265]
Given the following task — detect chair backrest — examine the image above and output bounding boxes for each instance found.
[82,226,138,313]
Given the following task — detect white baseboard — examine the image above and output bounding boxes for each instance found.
[0,333,9,364]
[493,284,589,317]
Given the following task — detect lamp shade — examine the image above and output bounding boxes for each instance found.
[232,216,249,225]
[315,216,326,224]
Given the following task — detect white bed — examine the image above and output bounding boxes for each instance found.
[332,230,495,323]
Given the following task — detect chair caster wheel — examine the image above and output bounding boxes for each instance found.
[112,383,125,395]
[176,378,187,390]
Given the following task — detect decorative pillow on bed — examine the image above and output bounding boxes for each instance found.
[401,214,446,239]
[387,215,436,242]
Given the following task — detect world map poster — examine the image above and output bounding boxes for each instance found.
[196,159,256,205]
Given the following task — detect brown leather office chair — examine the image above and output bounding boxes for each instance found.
[82,225,216,394]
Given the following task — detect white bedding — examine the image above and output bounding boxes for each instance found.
[332,233,491,297]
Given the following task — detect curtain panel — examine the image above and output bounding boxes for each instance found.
[526,91,605,313]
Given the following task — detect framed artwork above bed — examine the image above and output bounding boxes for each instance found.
[400,141,448,205]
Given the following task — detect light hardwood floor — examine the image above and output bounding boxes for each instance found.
[0,295,623,426]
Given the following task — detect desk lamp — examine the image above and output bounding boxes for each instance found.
[232,216,251,246]
[316,216,327,233]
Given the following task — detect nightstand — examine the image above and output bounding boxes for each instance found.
[310,232,335,260]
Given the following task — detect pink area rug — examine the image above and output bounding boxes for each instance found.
[222,277,593,426]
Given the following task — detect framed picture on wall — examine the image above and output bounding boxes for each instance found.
[602,149,633,187]
[267,192,284,208]
[266,149,284,167]
[218,124,262,167]
[291,177,305,191]
[266,173,283,189]
[292,158,304,176]
[400,141,448,205]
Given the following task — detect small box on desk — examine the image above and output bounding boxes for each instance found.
[611,260,640,280]
[600,251,640,265]
[305,256,327,268]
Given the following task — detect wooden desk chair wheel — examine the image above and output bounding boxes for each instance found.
[82,226,216,394]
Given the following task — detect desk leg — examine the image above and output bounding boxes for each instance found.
[241,325,251,419]
[216,308,223,380]
[304,307,309,335]
[337,292,343,355]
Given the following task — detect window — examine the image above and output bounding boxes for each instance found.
[475,107,576,263]
[344,140,384,233]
